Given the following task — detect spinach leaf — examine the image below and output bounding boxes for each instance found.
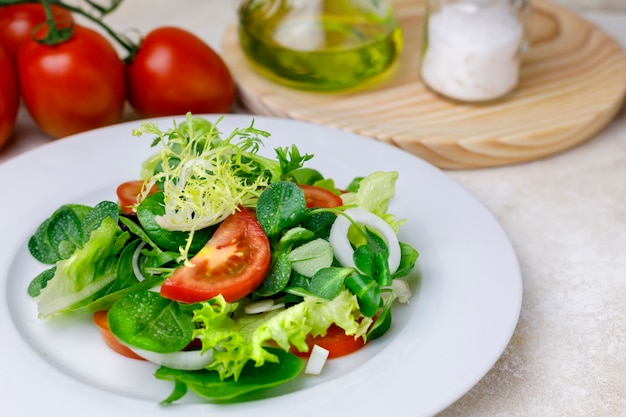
[27,266,56,297]
[47,207,83,260]
[253,252,292,297]
[156,348,303,403]
[302,210,336,239]
[256,181,306,239]
[82,200,119,238]
[108,290,194,353]
[282,167,323,185]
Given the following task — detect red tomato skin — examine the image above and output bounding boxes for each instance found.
[93,310,145,360]
[116,180,158,214]
[0,45,19,149]
[291,324,366,359]
[299,184,343,208]
[0,4,74,62]
[160,208,271,303]
[17,24,125,138]
[125,26,236,118]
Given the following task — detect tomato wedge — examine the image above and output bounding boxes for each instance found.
[160,208,271,303]
[116,180,157,213]
[93,310,145,360]
[299,184,343,208]
[291,324,366,359]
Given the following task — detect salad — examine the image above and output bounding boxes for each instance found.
[26,114,419,403]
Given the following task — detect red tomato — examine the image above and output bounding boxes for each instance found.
[93,310,145,360]
[17,24,125,138]
[116,180,158,214]
[125,26,236,118]
[161,208,271,303]
[299,184,343,208]
[0,4,74,62]
[291,324,366,359]
[0,45,19,149]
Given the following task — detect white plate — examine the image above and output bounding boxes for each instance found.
[0,115,521,417]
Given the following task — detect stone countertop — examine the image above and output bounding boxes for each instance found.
[1,1,624,416]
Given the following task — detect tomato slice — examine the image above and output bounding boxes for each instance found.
[93,310,145,360]
[291,324,366,359]
[299,184,343,208]
[116,180,157,213]
[160,208,271,303]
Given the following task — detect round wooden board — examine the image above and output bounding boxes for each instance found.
[221,0,626,169]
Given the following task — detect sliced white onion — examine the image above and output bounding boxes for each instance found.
[329,208,401,273]
[244,299,285,314]
[131,241,147,282]
[305,344,330,375]
[128,346,213,370]
[391,279,412,303]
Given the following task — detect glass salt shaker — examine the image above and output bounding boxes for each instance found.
[420,0,529,102]
[237,0,403,91]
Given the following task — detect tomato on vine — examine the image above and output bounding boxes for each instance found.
[0,45,19,150]
[0,3,74,62]
[125,27,236,118]
[17,23,125,138]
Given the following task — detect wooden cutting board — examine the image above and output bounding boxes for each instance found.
[221,0,626,169]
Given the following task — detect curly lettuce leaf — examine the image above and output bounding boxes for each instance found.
[341,171,403,232]
[192,290,372,381]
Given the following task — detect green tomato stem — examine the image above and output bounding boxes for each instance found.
[0,0,139,59]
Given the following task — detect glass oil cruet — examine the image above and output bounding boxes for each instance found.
[237,0,403,91]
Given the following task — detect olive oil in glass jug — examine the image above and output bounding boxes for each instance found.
[237,0,403,91]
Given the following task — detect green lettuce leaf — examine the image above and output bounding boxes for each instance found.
[341,171,403,232]
[34,217,129,318]
[192,290,372,381]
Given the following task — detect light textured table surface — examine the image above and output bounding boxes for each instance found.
[1,1,625,416]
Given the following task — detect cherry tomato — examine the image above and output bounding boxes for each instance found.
[116,180,158,214]
[299,184,343,208]
[0,45,19,149]
[17,24,125,138]
[0,3,74,62]
[291,324,366,359]
[160,208,271,303]
[93,310,145,360]
[125,26,236,118]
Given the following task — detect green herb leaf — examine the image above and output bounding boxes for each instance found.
[308,267,353,300]
[256,181,306,239]
[288,238,334,278]
[108,290,194,353]
[283,167,323,185]
[392,242,420,279]
[82,201,119,238]
[46,206,84,259]
[27,266,56,297]
[253,252,292,297]
[155,348,303,403]
[345,273,381,317]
